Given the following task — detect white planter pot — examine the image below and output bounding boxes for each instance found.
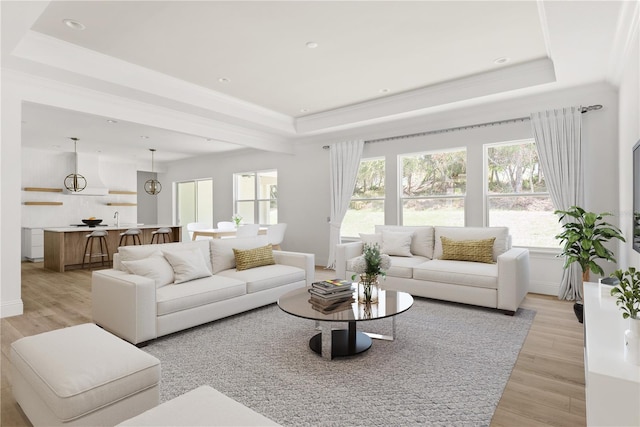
[624,317,640,366]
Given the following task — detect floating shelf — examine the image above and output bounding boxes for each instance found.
[23,187,63,193]
[24,202,63,206]
[108,190,137,195]
[106,203,137,206]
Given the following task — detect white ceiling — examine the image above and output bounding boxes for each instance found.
[1,1,632,162]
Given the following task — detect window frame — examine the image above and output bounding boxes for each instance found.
[341,157,386,238]
[233,169,278,225]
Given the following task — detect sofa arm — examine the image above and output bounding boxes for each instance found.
[497,247,530,313]
[335,242,364,279]
[92,269,157,345]
[273,251,315,286]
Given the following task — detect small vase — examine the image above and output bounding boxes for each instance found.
[358,274,379,304]
[624,318,640,366]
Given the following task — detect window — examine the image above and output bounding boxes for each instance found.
[342,158,385,237]
[234,170,277,224]
[400,148,466,226]
[176,179,213,226]
[485,139,558,248]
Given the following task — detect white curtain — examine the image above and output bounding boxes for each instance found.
[530,106,584,301]
[326,140,364,268]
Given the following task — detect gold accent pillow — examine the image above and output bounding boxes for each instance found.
[233,244,276,271]
[440,237,496,264]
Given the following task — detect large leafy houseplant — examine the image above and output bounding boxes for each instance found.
[555,206,625,283]
[610,268,640,320]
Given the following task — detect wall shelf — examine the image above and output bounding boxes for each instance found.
[24,202,63,206]
[23,187,63,193]
[108,190,137,195]
[106,203,137,206]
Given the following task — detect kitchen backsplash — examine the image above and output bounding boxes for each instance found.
[22,147,139,227]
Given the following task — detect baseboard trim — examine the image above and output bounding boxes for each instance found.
[1,299,24,318]
[529,280,559,296]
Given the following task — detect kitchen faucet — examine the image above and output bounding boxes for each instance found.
[114,211,119,227]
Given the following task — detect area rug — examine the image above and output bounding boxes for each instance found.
[143,298,535,427]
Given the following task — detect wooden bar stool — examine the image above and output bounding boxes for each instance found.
[150,227,172,244]
[82,230,110,269]
[118,228,142,247]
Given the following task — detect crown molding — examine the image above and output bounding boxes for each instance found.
[606,0,640,86]
[294,58,556,135]
[12,31,296,135]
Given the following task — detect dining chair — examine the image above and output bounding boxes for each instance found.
[267,223,287,250]
[187,222,211,240]
[235,224,260,238]
[217,221,235,231]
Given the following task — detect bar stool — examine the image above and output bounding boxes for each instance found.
[82,230,110,269]
[118,228,142,247]
[150,227,172,244]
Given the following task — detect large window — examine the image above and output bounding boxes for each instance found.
[234,170,277,224]
[485,140,558,248]
[400,148,466,226]
[342,158,385,237]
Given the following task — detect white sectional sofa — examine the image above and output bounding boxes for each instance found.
[336,225,529,314]
[92,237,314,344]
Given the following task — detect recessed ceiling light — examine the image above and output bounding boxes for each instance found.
[63,19,86,30]
[107,119,117,124]
[206,138,214,142]
[52,145,60,149]
[218,77,230,83]
[300,108,309,113]
[494,57,510,65]
[379,88,390,93]
[306,42,318,49]
[140,136,149,139]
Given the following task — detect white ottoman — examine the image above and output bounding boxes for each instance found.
[10,323,160,426]
[118,385,281,426]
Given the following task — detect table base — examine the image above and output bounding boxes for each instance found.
[309,329,372,359]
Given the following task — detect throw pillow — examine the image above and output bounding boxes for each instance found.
[359,233,382,247]
[233,244,276,271]
[163,248,213,284]
[440,236,496,264]
[381,230,413,257]
[121,254,174,288]
[210,236,269,273]
[375,225,434,258]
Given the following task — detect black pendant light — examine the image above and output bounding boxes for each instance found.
[144,148,162,195]
[64,137,87,192]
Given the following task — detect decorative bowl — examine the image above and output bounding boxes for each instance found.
[82,219,102,227]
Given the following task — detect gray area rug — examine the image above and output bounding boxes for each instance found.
[143,298,535,427]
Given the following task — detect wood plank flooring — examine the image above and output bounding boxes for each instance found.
[1,262,586,426]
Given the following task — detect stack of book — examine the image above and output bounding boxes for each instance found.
[308,279,355,313]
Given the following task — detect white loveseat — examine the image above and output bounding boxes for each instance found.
[336,226,529,314]
[92,237,314,344]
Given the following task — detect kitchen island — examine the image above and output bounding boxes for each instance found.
[43,225,182,272]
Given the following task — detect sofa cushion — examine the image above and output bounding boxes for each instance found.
[233,244,276,271]
[210,236,269,274]
[156,276,246,316]
[433,226,509,262]
[121,253,174,288]
[217,264,305,293]
[375,225,434,259]
[118,241,213,274]
[440,237,496,264]
[413,260,498,289]
[381,230,413,257]
[346,255,429,279]
[164,248,213,284]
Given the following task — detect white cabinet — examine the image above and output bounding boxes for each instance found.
[23,228,44,262]
[584,282,640,426]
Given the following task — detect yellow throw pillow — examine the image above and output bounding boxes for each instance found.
[440,237,496,264]
[233,244,276,271]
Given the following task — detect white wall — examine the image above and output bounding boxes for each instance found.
[160,82,620,295]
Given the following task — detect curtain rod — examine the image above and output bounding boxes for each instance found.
[322,104,602,149]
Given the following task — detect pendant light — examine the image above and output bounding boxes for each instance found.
[64,137,87,192]
[144,148,162,195]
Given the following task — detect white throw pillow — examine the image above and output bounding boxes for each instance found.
[163,248,213,284]
[359,233,382,248]
[375,225,434,259]
[210,235,269,274]
[121,254,174,288]
[381,231,413,257]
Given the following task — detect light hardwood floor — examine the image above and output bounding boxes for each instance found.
[1,262,586,426]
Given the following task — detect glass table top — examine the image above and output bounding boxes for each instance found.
[277,286,414,322]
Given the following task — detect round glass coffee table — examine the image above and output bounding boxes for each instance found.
[277,286,413,359]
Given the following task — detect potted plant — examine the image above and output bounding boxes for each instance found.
[610,268,640,365]
[555,206,626,322]
[351,243,391,304]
